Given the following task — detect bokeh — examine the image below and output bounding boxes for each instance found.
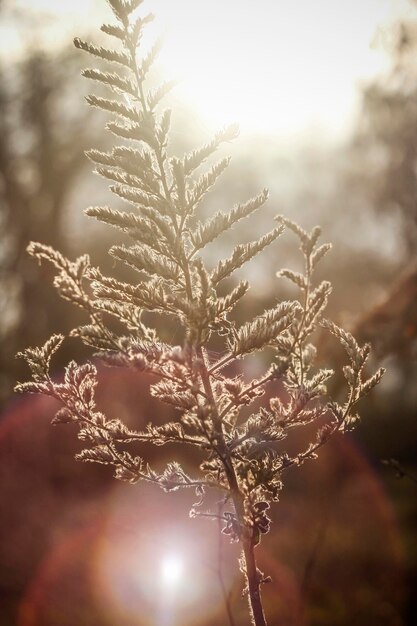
[1,1,416,625]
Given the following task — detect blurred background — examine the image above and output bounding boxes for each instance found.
[1,1,417,625]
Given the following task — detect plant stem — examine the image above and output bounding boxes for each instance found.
[197,347,268,626]
[217,502,237,626]
[242,539,267,626]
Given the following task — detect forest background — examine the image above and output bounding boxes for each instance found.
[0,1,416,625]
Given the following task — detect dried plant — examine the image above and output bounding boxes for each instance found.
[15,2,385,625]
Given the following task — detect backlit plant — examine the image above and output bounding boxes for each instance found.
[16,2,384,624]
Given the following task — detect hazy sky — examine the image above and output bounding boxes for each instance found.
[2,0,416,142]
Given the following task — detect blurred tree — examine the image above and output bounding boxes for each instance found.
[345,10,417,366]
[340,16,417,623]
[354,15,417,258]
[0,45,99,408]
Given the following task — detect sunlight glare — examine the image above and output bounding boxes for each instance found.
[160,555,184,588]
[151,0,413,139]
[4,0,416,141]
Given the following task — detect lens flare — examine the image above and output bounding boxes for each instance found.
[160,556,184,588]
[0,386,406,626]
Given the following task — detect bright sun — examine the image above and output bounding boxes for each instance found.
[3,0,416,140]
[151,0,411,138]
[160,555,184,588]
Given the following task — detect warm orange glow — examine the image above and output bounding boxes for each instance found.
[2,0,415,141]
[0,391,404,626]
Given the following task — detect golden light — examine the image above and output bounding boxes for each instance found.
[151,0,413,140]
[2,0,415,142]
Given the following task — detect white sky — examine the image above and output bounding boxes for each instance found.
[1,0,416,143]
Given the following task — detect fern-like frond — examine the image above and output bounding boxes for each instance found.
[191,189,268,252]
[182,125,239,175]
[74,37,132,68]
[211,225,284,284]
[82,68,137,96]
[230,302,299,357]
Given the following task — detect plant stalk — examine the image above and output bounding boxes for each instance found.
[242,538,268,626]
[197,347,268,626]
